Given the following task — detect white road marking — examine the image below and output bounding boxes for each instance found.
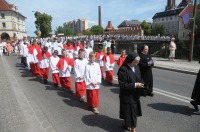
[113,76,191,103]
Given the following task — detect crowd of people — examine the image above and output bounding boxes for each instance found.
[0,35,199,132]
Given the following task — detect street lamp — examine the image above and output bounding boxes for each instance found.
[189,0,197,61]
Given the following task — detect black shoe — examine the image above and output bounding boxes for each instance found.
[44,79,48,84]
[190,100,199,111]
[148,92,154,97]
[54,83,58,88]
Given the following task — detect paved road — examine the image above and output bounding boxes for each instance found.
[1,55,200,132]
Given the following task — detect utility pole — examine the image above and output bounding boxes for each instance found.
[189,0,197,61]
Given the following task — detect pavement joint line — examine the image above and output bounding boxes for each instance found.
[154,88,191,101]
[113,76,191,103]
[2,56,56,132]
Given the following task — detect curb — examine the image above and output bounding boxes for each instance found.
[153,66,197,75]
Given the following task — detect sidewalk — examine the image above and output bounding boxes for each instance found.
[0,56,55,132]
[114,54,199,75]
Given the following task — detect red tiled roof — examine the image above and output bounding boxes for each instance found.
[179,5,194,17]
[0,0,13,11]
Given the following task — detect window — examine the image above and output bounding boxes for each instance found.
[2,22,6,28]
[183,32,185,37]
[0,13,5,19]
[166,17,168,20]
[162,18,164,21]
[170,17,172,20]
[18,17,20,22]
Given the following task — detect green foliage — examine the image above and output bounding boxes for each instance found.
[140,20,151,35]
[90,25,103,35]
[83,30,93,35]
[55,26,74,36]
[76,32,82,36]
[151,24,166,36]
[34,11,52,38]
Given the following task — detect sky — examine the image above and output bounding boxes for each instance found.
[7,0,182,36]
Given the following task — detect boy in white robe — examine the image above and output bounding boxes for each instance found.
[49,50,60,88]
[84,41,93,60]
[85,52,101,114]
[74,49,88,102]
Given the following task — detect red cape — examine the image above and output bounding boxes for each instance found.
[74,44,84,51]
[117,55,126,67]
[56,57,72,70]
[95,51,105,60]
[37,51,51,61]
[103,53,115,64]
[28,44,41,54]
[64,44,74,50]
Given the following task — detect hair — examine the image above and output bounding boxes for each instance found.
[121,49,126,52]
[107,47,111,51]
[139,44,148,53]
[53,50,58,54]
[43,46,48,51]
[61,49,66,53]
[78,49,85,54]
[89,51,95,58]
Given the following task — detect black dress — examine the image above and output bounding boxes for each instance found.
[138,53,153,94]
[117,64,142,128]
[191,70,200,104]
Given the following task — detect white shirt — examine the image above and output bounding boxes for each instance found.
[104,56,115,71]
[49,56,60,73]
[45,42,52,54]
[38,54,50,68]
[95,54,104,67]
[21,44,29,57]
[85,62,101,90]
[74,58,88,82]
[0,42,3,51]
[84,47,93,60]
[58,59,72,77]
[54,42,63,55]
[29,48,39,63]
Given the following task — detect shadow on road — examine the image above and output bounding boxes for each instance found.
[147,103,196,116]
[82,114,124,132]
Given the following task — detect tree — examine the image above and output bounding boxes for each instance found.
[140,20,151,35]
[34,11,52,38]
[55,26,74,36]
[151,24,166,36]
[90,25,103,35]
[83,30,93,35]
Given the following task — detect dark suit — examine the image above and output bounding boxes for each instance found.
[117,64,143,128]
[191,70,200,104]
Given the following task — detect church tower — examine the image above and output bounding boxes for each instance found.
[166,0,176,10]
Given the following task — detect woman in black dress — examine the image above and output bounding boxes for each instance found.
[138,45,154,97]
[117,53,144,132]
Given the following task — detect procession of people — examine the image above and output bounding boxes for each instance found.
[0,36,199,132]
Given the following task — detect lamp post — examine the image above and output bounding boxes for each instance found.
[189,0,197,61]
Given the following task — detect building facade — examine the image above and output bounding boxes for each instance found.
[63,18,88,35]
[152,0,193,40]
[103,20,143,35]
[0,0,26,40]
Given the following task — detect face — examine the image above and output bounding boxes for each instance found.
[62,50,67,57]
[121,51,126,56]
[78,52,84,58]
[53,52,58,57]
[129,57,140,67]
[89,56,95,63]
[142,46,149,54]
[107,49,112,54]
[98,48,103,52]
[86,42,90,47]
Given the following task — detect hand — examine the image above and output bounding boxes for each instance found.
[79,76,84,80]
[91,82,97,87]
[136,83,144,88]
